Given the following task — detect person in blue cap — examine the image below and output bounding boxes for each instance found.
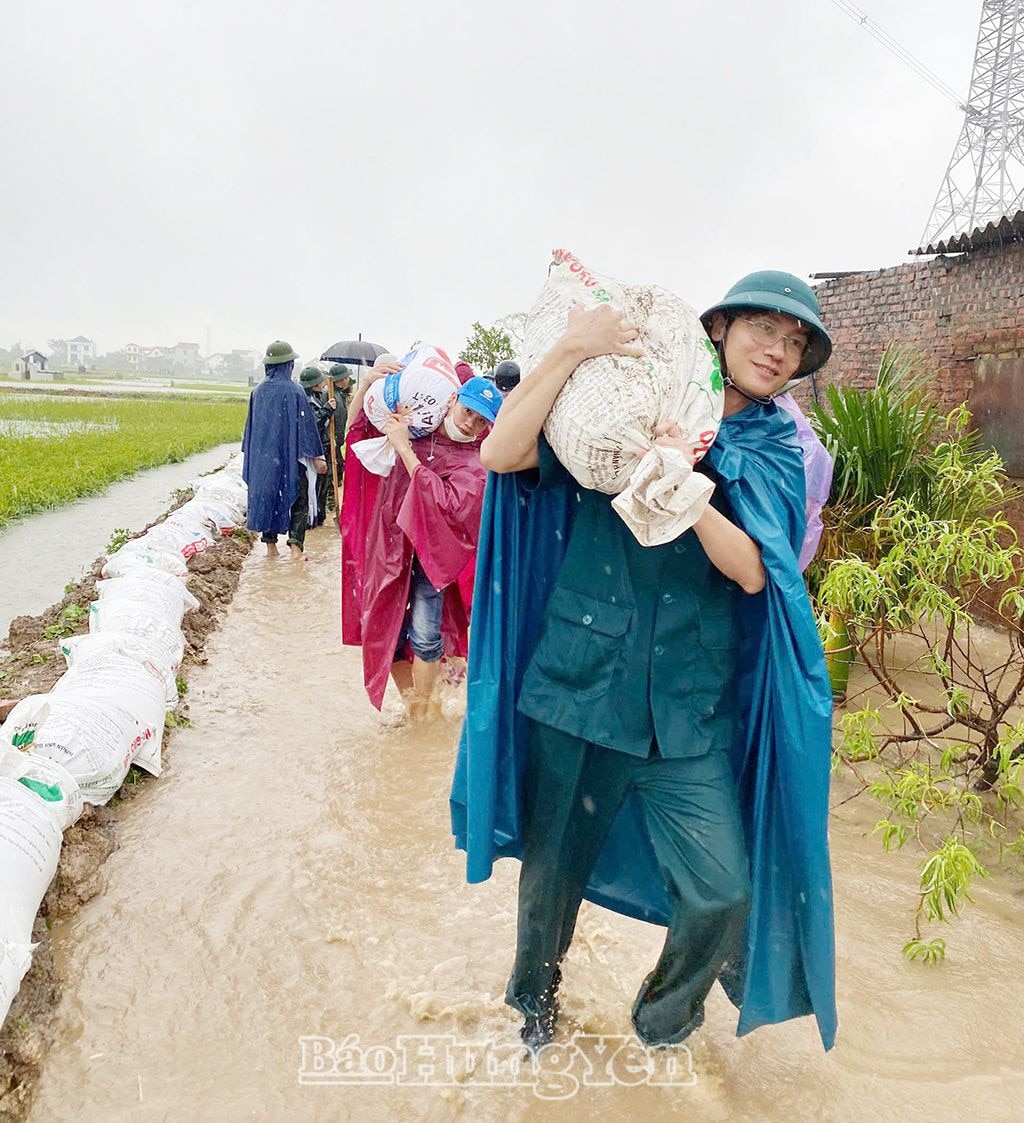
[450,272,838,1054]
[345,373,503,718]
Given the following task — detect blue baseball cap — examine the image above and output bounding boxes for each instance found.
[457,376,503,424]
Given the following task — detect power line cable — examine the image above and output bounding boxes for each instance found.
[828,0,966,108]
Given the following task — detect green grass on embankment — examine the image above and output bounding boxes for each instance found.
[0,395,247,527]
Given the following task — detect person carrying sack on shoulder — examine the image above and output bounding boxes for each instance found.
[451,271,838,1054]
[341,365,503,719]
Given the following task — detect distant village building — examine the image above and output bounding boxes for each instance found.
[140,346,171,374]
[171,342,201,373]
[11,351,50,380]
[64,336,96,370]
[125,343,140,370]
[203,349,260,380]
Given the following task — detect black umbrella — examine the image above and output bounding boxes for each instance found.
[320,336,388,368]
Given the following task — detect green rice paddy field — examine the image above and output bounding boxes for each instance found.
[0,395,247,527]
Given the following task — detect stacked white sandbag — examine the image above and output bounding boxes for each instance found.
[188,474,246,526]
[0,458,247,1031]
[141,517,212,560]
[0,744,84,831]
[189,455,246,519]
[0,755,66,1025]
[521,248,725,547]
[2,690,156,802]
[53,649,170,778]
[182,495,238,537]
[88,569,199,674]
[102,540,189,580]
[61,632,180,706]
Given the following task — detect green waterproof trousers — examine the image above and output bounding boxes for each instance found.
[507,719,752,1046]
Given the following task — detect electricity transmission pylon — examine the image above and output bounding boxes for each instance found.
[921,1,1024,247]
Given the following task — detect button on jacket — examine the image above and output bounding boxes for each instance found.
[517,437,741,758]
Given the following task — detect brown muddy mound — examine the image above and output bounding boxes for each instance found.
[0,510,254,1122]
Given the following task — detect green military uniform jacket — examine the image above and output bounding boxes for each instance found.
[517,436,741,758]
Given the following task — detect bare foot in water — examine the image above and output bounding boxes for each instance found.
[290,544,307,562]
[266,542,279,558]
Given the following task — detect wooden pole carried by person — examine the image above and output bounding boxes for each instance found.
[327,375,341,516]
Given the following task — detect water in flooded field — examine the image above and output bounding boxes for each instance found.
[27,529,1024,1122]
[0,442,238,638]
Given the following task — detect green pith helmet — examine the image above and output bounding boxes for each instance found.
[329,363,353,384]
[700,270,832,377]
[263,340,298,366]
[299,365,325,387]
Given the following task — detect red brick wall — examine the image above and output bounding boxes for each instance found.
[797,242,1024,413]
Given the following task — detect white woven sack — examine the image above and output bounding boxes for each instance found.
[521,249,725,546]
[0,773,61,939]
[172,495,236,537]
[102,540,189,580]
[88,601,185,673]
[0,939,34,1030]
[60,632,180,706]
[53,651,168,776]
[0,775,62,1026]
[190,467,247,521]
[95,572,199,626]
[142,520,211,560]
[0,745,83,831]
[191,484,246,523]
[187,496,238,535]
[352,343,462,476]
[3,694,147,804]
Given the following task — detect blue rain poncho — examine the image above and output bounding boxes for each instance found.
[450,401,837,1049]
[242,361,324,535]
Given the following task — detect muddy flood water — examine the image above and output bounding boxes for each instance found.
[25,528,1024,1122]
[0,442,239,639]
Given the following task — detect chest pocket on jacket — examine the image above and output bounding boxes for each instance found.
[527,587,633,700]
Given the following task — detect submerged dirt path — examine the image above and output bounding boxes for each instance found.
[26,527,1024,1121]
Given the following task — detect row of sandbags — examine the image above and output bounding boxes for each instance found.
[0,457,247,1027]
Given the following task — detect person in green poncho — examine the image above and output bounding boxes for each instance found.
[476,271,834,1051]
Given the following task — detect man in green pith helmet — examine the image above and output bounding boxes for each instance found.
[453,270,838,1055]
[242,342,327,561]
[329,363,354,424]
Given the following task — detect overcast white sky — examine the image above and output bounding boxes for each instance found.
[2,0,983,365]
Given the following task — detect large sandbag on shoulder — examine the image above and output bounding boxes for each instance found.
[352,344,462,476]
[521,248,724,546]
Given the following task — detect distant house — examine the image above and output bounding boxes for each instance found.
[65,336,96,370]
[204,349,260,380]
[171,342,201,373]
[11,351,50,380]
[140,346,170,374]
[125,343,140,370]
[203,352,226,377]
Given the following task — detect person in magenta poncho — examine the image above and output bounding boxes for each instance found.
[340,365,502,717]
